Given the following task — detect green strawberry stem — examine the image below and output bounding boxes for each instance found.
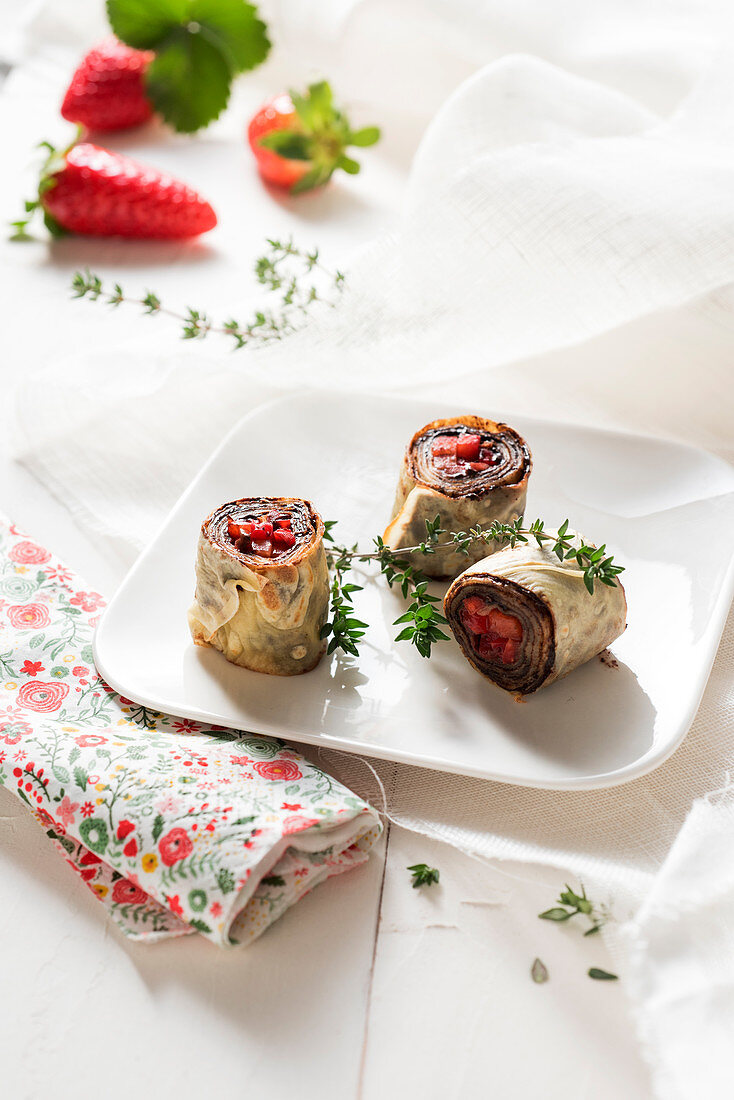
[10,128,82,241]
[259,81,381,193]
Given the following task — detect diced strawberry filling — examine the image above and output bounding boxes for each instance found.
[432,437,457,457]
[251,538,273,557]
[459,598,523,666]
[227,510,299,557]
[430,432,497,476]
[456,434,481,461]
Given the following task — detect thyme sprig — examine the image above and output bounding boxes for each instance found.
[538,883,609,936]
[371,538,450,659]
[70,238,345,348]
[321,516,624,660]
[321,521,367,658]
[359,516,623,596]
[322,520,449,659]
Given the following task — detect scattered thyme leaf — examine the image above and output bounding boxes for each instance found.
[539,907,574,922]
[531,958,549,983]
[588,968,618,981]
[538,882,609,935]
[408,863,440,888]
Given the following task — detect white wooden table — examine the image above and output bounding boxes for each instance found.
[0,28,654,1099]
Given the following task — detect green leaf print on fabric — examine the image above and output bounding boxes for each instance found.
[0,518,381,948]
[189,888,207,912]
[216,868,236,895]
[79,818,109,854]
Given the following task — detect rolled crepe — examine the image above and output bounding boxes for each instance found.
[384,416,532,579]
[188,497,329,675]
[444,532,627,694]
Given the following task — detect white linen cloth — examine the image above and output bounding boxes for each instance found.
[4,1,734,1095]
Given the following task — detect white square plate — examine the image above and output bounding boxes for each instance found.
[94,393,734,790]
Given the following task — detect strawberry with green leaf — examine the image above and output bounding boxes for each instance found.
[248,81,381,193]
[106,0,271,133]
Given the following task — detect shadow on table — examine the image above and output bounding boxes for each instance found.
[0,787,382,1034]
[42,236,218,272]
[259,175,378,224]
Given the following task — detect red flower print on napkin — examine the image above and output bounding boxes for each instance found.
[7,605,50,630]
[56,796,79,830]
[112,880,147,905]
[9,541,50,565]
[159,828,193,866]
[165,894,184,917]
[20,660,45,677]
[69,591,103,613]
[75,734,107,748]
[16,681,68,713]
[253,760,302,782]
[282,815,320,835]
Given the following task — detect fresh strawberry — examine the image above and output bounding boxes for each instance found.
[247,80,380,194]
[15,135,217,240]
[61,37,154,132]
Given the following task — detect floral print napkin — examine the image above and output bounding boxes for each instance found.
[0,520,381,946]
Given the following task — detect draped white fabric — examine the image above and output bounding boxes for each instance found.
[5,1,734,1095]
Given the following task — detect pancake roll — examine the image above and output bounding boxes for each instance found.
[188,497,329,675]
[444,531,627,694]
[383,416,532,579]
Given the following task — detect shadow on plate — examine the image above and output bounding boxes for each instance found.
[428,646,656,778]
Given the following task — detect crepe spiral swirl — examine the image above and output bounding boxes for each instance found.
[384,416,532,579]
[444,533,627,694]
[407,418,530,499]
[205,498,323,566]
[188,497,329,676]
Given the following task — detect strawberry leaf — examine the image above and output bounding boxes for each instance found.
[189,0,270,72]
[291,80,334,129]
[350,126,380,147]
[108,0,271,132]
[337,155,360,175]
[107,0,188,49]
[258,131,311,161]
[145,29,231,133]
[290,165,330,194]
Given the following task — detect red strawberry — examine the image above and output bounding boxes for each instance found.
[16,136,217,240]
[247,80,380,194]
[61,37,154,132]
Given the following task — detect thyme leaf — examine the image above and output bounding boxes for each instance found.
[538,882,609,935]
[588,968,618,981]
[407,863,440,888]
[531,958,549,983]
